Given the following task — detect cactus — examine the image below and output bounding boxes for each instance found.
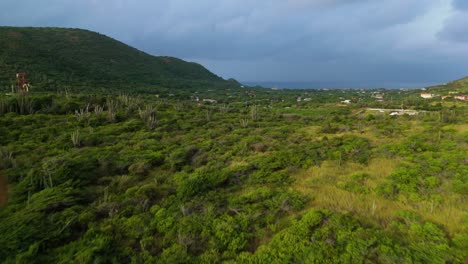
[16,94,34,114]
[205,109,212,122]
[94,104,104,118]
[71,129,81,147]
[219,104,230,113]
[240,118,249,128]
[75,104,90,123]
[106,98,118,122]
[251,105,258,121]
[139,105,157,130]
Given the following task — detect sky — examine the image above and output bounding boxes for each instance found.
[1,0,468,88]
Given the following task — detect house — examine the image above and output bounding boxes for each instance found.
[389,111,418,116]
[454,94,468,101]
[341,99,351,104]
[303,98,312,102]
[372,93,384,99]
[203,99,217,103]
[420,93,434,99]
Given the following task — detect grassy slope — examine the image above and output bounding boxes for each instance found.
[427,76,468,94]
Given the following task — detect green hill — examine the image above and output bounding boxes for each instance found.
[447,76,468,90]
[0,26,229,91]
[427,76,468,94]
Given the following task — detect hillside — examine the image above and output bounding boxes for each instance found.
[446,76,468,90]
[427,76,468,94]
[0,27,228,91]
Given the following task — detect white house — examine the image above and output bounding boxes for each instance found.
[420,93,434,99]
[203,99,217,103]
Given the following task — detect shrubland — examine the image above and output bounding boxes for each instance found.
[0,85,466,263]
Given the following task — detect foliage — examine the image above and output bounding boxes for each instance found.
[0,26,237,92]
[0,26,467,263]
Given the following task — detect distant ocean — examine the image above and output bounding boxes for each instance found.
[241,81,444,90]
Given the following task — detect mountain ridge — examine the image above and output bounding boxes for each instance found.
[0,26,231,91]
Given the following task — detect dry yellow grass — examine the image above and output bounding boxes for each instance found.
[293,159,467,235]
[445,123,468,133]
[295,158,398,187]
[228,159,250,169]
[298,121,422,146]
[297,125,321,136]
[299,127,393,146]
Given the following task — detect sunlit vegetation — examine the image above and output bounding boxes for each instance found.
[0,26,467,263]
[0,86,466,263]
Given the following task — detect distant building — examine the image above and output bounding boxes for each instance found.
[203,99,217,103]
[389,111,418,116]
[372,93,384,99]
[341,99,351,104]
[420,93,434,99]
[454,94,468,101]
[303,98,312,102]
[297,97,302,102]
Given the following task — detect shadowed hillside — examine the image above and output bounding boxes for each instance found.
[0,27,229,91]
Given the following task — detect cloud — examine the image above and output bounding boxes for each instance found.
[286,0,368,9]
[438,13,468,43]
[126,0,435,61]
[437,0,468,43]
[451,0,468,10]
[0,0,467,85]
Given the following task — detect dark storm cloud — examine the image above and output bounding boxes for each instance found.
[451,0,468,10]
[437,0,468,43]
[0,0,467,86]
[438,15,468,43]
